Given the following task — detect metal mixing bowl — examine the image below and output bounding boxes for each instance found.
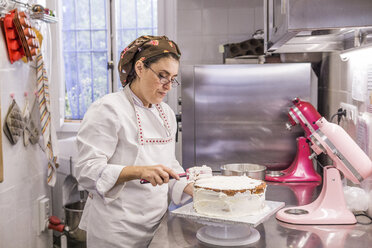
[64,200,86,242]
[221,163,267,180]
[265,170,285,177]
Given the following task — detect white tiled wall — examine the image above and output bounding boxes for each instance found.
[175,0,263,161]
[322,51,372,158]
[0,19,52,248]
[173,0,262,161]
[321,50,372,197]
[177,0,263,65]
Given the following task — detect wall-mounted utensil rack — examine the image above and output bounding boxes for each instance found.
[30,12,57,24]
[2,0,57,23]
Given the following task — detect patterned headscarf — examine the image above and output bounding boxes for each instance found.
[118,35,181,86]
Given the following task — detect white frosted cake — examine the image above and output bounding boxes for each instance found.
[193,176,266,217]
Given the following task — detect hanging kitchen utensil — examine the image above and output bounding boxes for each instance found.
[13,9,34,61]
[1,9,25,63]
[23,95,40,145]
[28,119,39,144]
[31,4,45,13]
[3,99,24,145]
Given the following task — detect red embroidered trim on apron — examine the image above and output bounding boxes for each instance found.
[134,103,173,146]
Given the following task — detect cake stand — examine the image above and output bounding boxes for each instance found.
[171,200,284,247]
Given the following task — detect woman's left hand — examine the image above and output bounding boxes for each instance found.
[183,182,194,197]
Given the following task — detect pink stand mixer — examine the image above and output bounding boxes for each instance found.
[276,98,372,224]
[266,99,322,182]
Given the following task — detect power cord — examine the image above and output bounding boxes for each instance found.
[330,108,346,125]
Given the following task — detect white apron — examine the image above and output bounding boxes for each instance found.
[76,86,188,248]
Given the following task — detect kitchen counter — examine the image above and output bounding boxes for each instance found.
[149,183,372,248]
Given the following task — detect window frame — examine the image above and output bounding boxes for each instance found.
[61,0,113,121]
[55,0,175,133]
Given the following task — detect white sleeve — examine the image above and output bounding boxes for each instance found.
[168,159,192,206]
[75,100,125,204]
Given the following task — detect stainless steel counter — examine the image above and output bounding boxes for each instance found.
[149,183,372,248]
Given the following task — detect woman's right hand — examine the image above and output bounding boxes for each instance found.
[139,165,180,186]
[116,165,180,186]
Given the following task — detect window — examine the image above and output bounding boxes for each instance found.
[62,0,158,120]
[115,0,158,90]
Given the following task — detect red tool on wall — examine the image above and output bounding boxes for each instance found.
[0,9,39,63]
[1,9,25,63]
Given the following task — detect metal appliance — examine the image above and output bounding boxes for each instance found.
[276,98,372,224]
[181,63,317,172]
[264,0,372,53]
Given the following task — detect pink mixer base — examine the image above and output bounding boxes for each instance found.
[276,166,356,225]
[265,168,321,182]
[265,137,321,183]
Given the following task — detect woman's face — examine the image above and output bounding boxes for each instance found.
[132,57,179,107]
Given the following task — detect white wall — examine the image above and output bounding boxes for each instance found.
[175,0,263,162]
[321,51,372,161]
[320,50,372,209]
[177,0,263,65]
[0,8,52,248]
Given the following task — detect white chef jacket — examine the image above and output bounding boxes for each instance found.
[76,86,190,248]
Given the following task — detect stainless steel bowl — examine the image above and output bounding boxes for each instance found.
[265,170,285,177]
[221,163,267,180]
[64,200,86,242]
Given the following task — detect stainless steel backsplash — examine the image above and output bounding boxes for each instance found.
[181,64,317,171]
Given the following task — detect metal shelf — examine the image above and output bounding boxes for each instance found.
[4,1,58,24]
[30,13,57,24]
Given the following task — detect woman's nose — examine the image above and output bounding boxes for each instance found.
[163,81,171,90]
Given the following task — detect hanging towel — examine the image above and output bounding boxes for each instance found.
[36,53,58,187]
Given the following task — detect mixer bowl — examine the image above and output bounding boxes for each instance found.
[265,170,285,177]
[221,163,267,180]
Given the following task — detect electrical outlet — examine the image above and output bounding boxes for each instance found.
[340,102,357,124]
[37,196,50,234]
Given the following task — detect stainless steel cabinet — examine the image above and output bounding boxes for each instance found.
[264,0,372,53]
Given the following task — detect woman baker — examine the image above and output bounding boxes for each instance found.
[75,35,193,248]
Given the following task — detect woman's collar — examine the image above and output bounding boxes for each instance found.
[127,85,154,109]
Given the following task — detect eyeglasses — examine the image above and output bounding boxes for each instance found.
[146,66,180,88]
